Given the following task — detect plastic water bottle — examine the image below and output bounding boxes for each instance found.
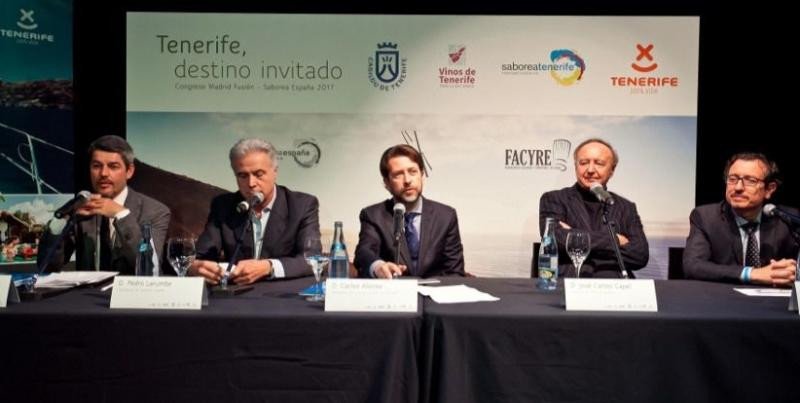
[537,217,559,290]
[135,223,156,276]
[329,221,349,278]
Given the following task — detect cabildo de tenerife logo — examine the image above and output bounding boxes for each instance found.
[610,44,680,95]
[368,42,407,91]
[500,49,585,86]
[0,8,55,45]
[438,45,477,88]
[505,139,572,171]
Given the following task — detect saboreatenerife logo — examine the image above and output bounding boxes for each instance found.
[610,44,679,95]
[505,139,572,171]
[1,8,55,45]
[368,42,407,91]
[500,49,585,86]
[438,45,477,88]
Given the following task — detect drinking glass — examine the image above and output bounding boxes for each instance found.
[168,237,196,277]
[566,230,591,278]
[304,237,329,301]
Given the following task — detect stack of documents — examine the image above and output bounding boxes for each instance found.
[418,284,499,304]
[35,271,118,289]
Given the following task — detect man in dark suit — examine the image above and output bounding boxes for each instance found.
[354,144,465,278]
[190,138,319,284]
[38,135,170,274]
[539,138,649,278]
[684,153,798,285]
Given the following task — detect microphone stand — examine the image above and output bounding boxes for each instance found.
[394,223,404,265]
[211,207,255,297]
[21,214,80,300]
[601,201,630,279]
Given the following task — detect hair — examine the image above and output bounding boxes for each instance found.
[573,138,619,169]
[723,152,781,185]
[229,138,279,168]
[87,135,134,168]
[379,144,425,179]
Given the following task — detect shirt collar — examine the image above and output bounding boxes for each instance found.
[113,186,129,207]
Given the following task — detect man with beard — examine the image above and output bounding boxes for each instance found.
[38,135,170,273]
[354,144,465,278]
[683,152,798,286]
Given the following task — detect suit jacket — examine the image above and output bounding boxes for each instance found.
[683,201,800,283]
[354,197,465,278]
[538,184,649,278]
[195,185,319,280]
[38,188,171,275]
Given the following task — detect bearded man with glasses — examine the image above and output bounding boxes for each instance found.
[684,153,799,286]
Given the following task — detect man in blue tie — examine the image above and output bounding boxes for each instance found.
[683,152,798,286]
[354,144,465,278]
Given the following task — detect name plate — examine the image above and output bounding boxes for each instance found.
[0,275,11,308]
[325,279,418,312]
[565,279,658,312]
[110,276,205,310]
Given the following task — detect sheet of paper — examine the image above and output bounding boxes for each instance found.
[417,284,499,304]
[35,271,118,289]
[734,288,792,297]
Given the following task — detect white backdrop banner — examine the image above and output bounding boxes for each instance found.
[127,13,699,278]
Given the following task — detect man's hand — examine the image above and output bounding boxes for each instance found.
[77,194,125,218]
[751,259,797,287]
[189,259,225,284]
[229,259,272,285]
[374,262,407,279]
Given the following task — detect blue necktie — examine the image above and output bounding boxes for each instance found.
[405,212,420,275]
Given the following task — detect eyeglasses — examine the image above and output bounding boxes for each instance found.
[725,175,765,188]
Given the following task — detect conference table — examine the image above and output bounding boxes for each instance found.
[1,277,799,403]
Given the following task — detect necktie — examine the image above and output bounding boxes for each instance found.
[100,216,112,269]
[405,212,420,275]
[743,222,760,267]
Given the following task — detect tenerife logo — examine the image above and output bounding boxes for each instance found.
[1,8,55,44]
[368,42,408,91]
[549,49,585,86]
[17,9,37,30]
[438,45,477,88]
[611,44,679,93]
[505,139,572,171]
[277,139,321,168]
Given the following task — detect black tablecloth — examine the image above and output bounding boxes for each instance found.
[420,278,800,403]
[0,277,422,402]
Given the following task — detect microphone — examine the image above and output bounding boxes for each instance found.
[54,190,92,218]
[764,204,800,225]
[393,203,406,242]
[590,183,615,205]
[236,192,265,213]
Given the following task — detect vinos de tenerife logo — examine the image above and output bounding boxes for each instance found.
[439,45,478,88]
[505,139,572,171]
[368,42,408,91]
[549,49,585,86]
[1,8,56,45]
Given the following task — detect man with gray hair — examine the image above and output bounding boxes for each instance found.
[538,138,649,278]
[38,135,170,273]
[190,138,320,284]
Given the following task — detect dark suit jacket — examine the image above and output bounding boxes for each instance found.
[195,185,319,280]
[683,201,800,283]
[538,184,649,278]
[354,197,465,278]
[38,188,171,275]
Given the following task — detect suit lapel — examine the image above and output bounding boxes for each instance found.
[568,186,593,229]
[418,198,433,274]
[722,203,744,265]
[260,187,286,258]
